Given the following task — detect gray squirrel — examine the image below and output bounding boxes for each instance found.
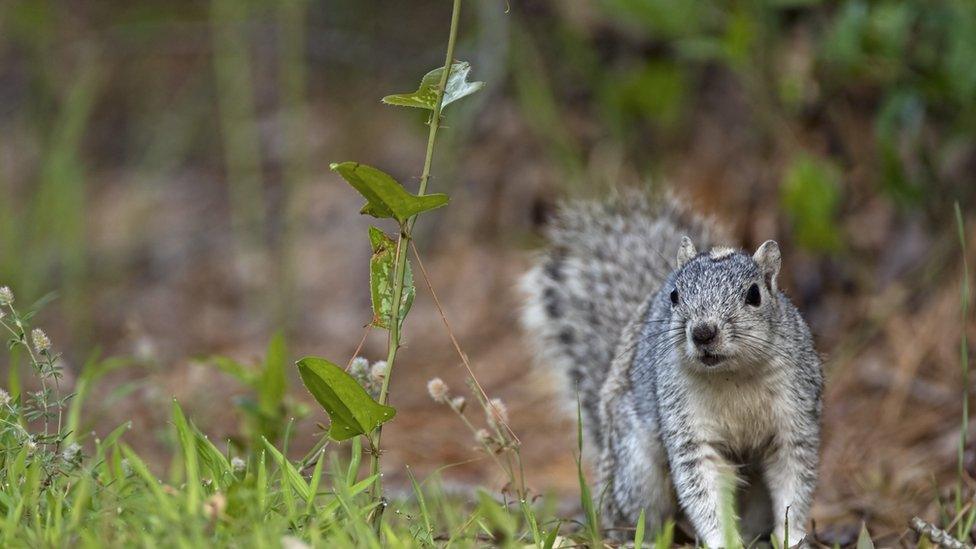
[521,191,823,547]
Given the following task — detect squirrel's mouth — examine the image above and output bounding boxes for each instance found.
[697,352,727,366]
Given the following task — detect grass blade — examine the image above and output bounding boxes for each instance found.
[634,508,646,549]
[171,400,201,514]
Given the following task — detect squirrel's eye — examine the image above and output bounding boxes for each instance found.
[670,289,679,306]
[745,283,761,306]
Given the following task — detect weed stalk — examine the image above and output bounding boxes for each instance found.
[367,0,463,533]
[955,203,971,529]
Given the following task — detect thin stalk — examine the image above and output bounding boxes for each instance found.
[955,203,970,526]
[367,0,463,533]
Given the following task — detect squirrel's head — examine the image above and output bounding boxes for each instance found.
[668,236,782,371]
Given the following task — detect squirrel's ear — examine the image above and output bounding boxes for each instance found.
[677,236,697,267]
[753,240,781,291]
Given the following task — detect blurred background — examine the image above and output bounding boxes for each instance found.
[1,0,975,543]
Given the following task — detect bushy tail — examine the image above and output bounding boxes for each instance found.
[520,190,717,438]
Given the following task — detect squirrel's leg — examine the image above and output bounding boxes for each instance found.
[763,436,818,547]
[599,391,675,538]
[665,438,737,547]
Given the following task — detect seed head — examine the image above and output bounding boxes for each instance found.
[475,428,492,445]
[449,396,466,413]
[349,357,370,380]
[427,377,449,402]
[0,287,13,306]
[62,442,82,463]
[486,398,509,427]
[370,361,387,383]
[0,388,9,407]
[231,456,246,474]
[31,329,51,354]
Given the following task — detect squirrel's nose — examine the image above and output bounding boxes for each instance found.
[691,322,718,346]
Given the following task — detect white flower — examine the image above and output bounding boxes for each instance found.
[427,378,449,402]
[231,456,246,473]
[370,361,387,383]
[62,442,82,463]
[486,398,509,427]
[0,388,10,407]
[449,396,466,413]
[0,287,13,306]
[31,329,51,354]
[349,357,370,380]
[25,437,37,453]
[475,428,492,445]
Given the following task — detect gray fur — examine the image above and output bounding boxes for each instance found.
[521,192,823,547]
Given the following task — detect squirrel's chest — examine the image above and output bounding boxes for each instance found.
[685,378,785,454]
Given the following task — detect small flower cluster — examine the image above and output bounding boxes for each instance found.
[61,442,83,468]
[426,377,466,413]
[0,284,70,473]
[0,286,13,306]
[231,456,246,474]
[349,357,387,398]
[32,329,51,354]
[426,377,513,452]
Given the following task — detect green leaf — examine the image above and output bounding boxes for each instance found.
[206,356,256,385]
[331,162,449,224]
[368,227,415,330]
[194,431,234,486]
[382,61,484,111]
[318,474,378,520]
[634,509,646,549]
[542,523,562,549]
[781,154,843,252]
[856,522,874,549]
[296,356,396,441]
[654,520,675,549]
[261,437,311,502]
[476,489,517,544]
[120,445,177,520]
[407,467,434,545]
[171,400,234,488]
[171,400,200,514]
[259,331,287,415]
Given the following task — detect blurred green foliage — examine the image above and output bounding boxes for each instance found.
[2,0,975,358]
[515,0,976,244]
[206,333,307,451]
[781,154,842,251]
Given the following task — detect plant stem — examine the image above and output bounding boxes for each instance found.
[955,203,970,526]
[367,0,463,533]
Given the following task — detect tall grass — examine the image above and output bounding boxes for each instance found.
[954,203,973,539]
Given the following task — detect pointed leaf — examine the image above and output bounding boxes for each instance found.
[382,61,484,111]
[368,227,415,330]
[856,522,874,549]
[331,162,449,224]
[261,437,311,502]
[171,401,200,514]
[258,331,287,414]
[296,357,396,441]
